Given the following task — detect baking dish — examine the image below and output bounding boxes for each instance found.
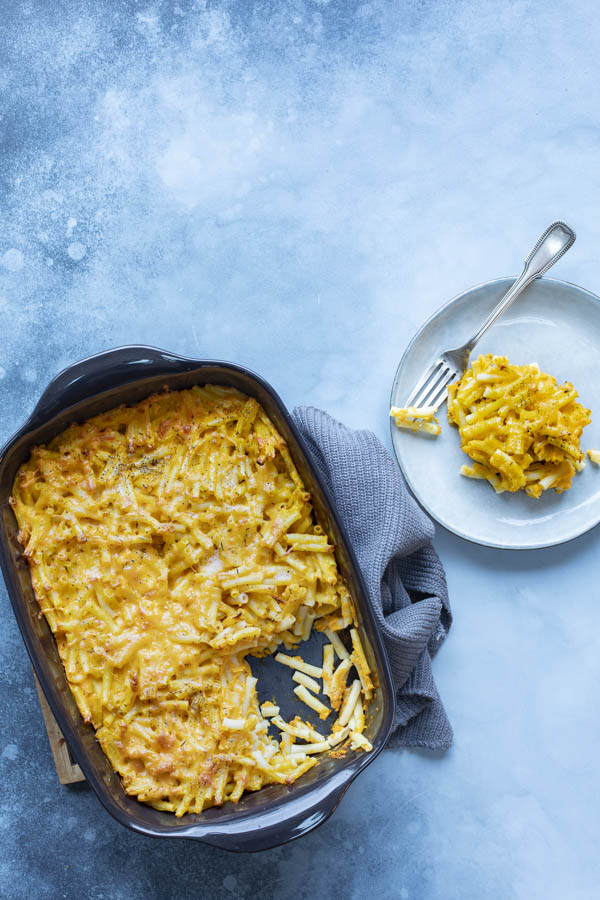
[0,346,394,852]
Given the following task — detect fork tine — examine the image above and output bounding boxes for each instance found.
[426,377,454,411]
[411,364,450,408]
[405,359,445,407]
[416,371,451,410]
[424,371,462,411]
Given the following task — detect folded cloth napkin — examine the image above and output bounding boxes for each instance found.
[292,407,453,749]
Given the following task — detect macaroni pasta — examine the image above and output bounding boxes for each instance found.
[11,386,373,816]
[448,354,591,497]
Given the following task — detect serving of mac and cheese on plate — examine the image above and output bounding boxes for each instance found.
[393,354,592,498]
[447,354,591,497]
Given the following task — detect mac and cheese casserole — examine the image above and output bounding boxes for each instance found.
[11,386,373,816]
[448,354,592,497]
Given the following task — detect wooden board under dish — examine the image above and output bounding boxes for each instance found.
[33,672,85,785]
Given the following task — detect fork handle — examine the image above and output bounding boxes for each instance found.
[466,221,576,352]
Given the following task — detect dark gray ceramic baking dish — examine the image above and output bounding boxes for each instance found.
[0,346,394,852]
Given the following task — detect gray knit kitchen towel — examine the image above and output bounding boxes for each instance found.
[292,407,453,749]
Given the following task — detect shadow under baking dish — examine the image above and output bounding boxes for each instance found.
[0,346,394,852]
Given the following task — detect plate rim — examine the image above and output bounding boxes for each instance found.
[390,275,600,550]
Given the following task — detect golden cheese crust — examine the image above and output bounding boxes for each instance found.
[11,385,371,816]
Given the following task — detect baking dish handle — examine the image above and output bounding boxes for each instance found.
[27,345,193,428]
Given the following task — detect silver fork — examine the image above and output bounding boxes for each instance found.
[405,221,576,411]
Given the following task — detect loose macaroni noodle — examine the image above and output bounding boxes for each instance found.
[11,386,373,816]
[390,405,441,436]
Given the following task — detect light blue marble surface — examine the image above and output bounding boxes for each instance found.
[1,1,600,897]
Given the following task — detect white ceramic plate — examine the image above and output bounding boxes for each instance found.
[390,277,600,549]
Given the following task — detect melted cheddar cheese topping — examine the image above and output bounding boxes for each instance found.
[448,354,592,497]
[11,385,373,816]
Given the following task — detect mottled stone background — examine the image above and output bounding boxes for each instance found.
[1,1,599,898]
